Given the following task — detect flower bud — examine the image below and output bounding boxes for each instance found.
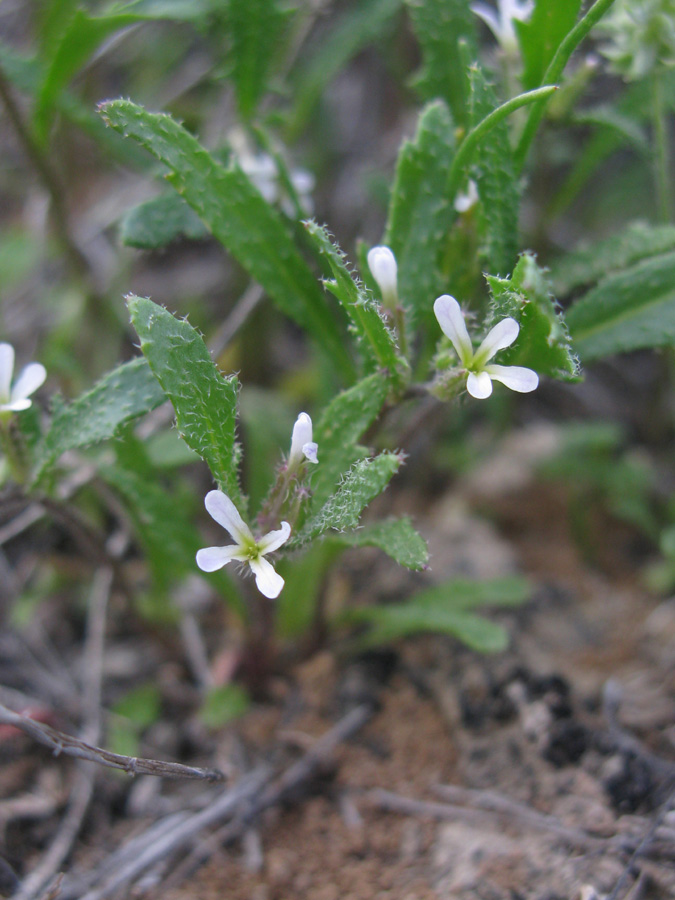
[289,412,319,469]
[367,246,399,311]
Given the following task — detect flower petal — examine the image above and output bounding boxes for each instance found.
[466,371,493,399]
[485,364,539,393]
[1,399,32,412]
[11,362,46,403]
[302,441,319,464]
[204,490,253,545]
[471,2,501,39]
[196,545,244,572]
[474,317,519,364]
[433,295,473,364]
[257,521,291,555]
[249,555,285,599]
[0,344,15,402]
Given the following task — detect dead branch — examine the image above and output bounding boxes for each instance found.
[367,786,675,864]
[366,787,608,851]
[0,702,226,782]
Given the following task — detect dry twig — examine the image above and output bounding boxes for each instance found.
[0,702,225,783]
[366,785,675,864]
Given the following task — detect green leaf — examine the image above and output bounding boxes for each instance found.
[112,683,162,729]
[34,357,166,481]
[311,371,390,511]
[101,462,196,587]
[200,684,250,728]
[303,221,406,383]
[127,295,242,505]
[275,540,343,639]
[384,100,458,331]
[145,429,199,468]
[336,517,428,570]
[408,576,532,611]
[546,118,651,219]
[516,0,583,92]
[467,64,520,276]
[107,0,212,15]
[486,252,580,380]
[225,0,290,119]
[565,249,675,361]
[295,452,403,545]
[350,607,509,652]
[346,575,530,651]
[288,0,402,137]
[550,221,675,297]
[33,4,211,144]
[101,458,245,618]
[120,193,209,249]
[99,100,354,380]
[405,0,477,127]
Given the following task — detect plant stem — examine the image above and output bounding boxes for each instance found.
[0,419,28,485]
[0,62,94,286]
[514,0,618,172]
[652,68,672,223]
[446,86,557,201]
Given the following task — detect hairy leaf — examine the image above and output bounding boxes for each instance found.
[311,371,390,511]
[467,63,520,276]
[127,295,242,505]
[406,0,477,127]
[304,221,405,383]
[487,252,580,380]
[100,100,354,380]
[336,517,428,570]
[120,193,208,249]
[225,0,290,119]
[565,250,675,361]
[295,452,403,545]
[550,221,675,297]
[384,100,457,331]
[34,358,166,481]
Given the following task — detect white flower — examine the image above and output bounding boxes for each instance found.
[289,412,318,469]
[367,245,399,311]
[196,490,291,599]
[471,0,533,54]
[433,295,538,399]
[0,343,46,414]
[454,180,479,213]
[230,129,315,214]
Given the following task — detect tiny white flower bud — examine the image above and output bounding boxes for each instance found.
[454,180,479,213]
[367,245,399,311]
[289,412,318,468]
